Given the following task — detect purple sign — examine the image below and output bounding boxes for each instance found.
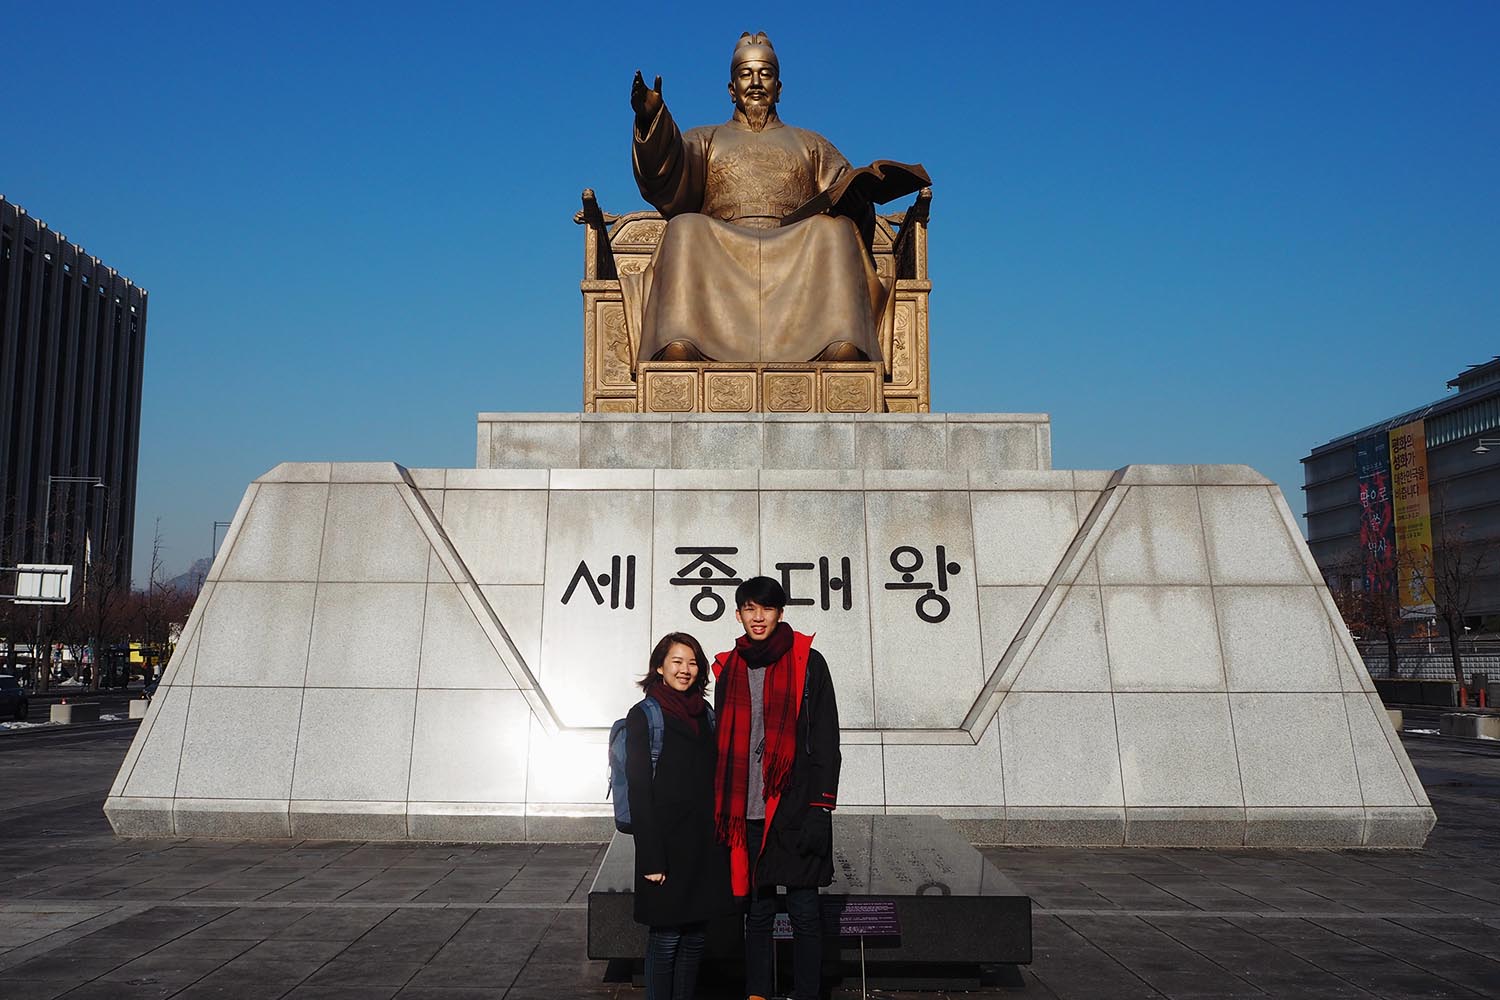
[773,898,900,940]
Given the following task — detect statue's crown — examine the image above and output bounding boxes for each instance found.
[731,31,778,71]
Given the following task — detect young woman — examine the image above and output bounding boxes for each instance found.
[625,632,733,1000]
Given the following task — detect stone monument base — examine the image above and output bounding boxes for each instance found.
[587,814,1032,983]
[476,411,1052,471]
[104,406,1435,849]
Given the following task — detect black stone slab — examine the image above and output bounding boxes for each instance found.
[587,813,1032,975]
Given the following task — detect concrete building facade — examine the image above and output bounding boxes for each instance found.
[1303,357,1500,631]
[0,195,147,590]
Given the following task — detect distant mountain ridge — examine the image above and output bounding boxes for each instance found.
[163,557,212,594]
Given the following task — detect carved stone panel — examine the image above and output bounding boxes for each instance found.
[596,299,633,388]
[612,218,666,250]
[595,397,638,413]
[643,371,698,413]
[823,371,879,413]
[764,373,815,413]
[886,398,919,413]
[890,299,916,391]
[705,372,756,413]
[913,292,930,412]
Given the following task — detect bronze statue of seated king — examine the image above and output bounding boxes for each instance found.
[577,31,933,414]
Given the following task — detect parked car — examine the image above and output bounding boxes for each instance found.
[0,675,29,720]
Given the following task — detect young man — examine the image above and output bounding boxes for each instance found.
[712,576,841,1000]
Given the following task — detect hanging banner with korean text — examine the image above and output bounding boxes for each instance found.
[1354,434,1396,596]
[1387,419,1435,616]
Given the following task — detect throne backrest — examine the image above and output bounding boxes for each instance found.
[577,191,932,413]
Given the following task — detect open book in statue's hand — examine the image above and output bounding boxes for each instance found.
[780,160,931,226]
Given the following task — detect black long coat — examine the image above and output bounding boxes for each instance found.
[714,646,842,890]
[625,696,734,927]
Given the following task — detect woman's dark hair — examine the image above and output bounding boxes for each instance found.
[639,632,711,695]
[734,575,787,610]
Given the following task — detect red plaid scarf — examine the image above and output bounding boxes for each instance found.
[649,682,707,734]
[713,622,798,849]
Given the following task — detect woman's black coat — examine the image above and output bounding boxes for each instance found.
[625,695,734,927]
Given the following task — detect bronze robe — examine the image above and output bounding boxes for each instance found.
[628,106,885,365]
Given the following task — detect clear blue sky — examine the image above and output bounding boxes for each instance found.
[7,1,1498,585]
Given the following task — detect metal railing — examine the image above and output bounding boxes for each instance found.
[1357,640,1500,685]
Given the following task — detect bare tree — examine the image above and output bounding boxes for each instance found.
[84,533,131,691]
[0,507,62,690]
[1423,493,1499,690]
[128,521,196,683]
[1324,549,1407,679]
[41,492,133,693]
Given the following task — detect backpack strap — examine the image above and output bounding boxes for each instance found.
[640,696,665,774]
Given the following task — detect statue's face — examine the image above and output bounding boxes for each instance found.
[728,59,780,113]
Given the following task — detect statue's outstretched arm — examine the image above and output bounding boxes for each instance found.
[631,75,704,217]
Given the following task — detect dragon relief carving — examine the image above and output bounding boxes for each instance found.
[599,303,632,385]
[615,220,666,248]
[826,376,871,412]
[597,397,637,412]
[708,376,753,411]
[766,375,812,411]
[892,304,914,386]
[650,374,695,411]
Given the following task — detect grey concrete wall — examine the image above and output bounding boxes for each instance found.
[477,413,1053,472]
[105,461,1432,847]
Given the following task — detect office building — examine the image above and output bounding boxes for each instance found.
[1,195,147,591]
[1303,357,1500,631]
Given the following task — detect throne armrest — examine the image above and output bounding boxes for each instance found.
[888,187,931,282]
[574,189,620,281]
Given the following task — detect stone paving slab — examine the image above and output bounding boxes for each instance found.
[3,727,1499,998]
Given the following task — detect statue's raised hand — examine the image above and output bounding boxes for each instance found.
[632,71,663,125]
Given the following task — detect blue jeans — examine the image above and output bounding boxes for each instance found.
[645,922,705,1000]
[744,819,822,1000]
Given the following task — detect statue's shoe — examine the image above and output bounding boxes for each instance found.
[812,340,867,362]
[652,340,711,362]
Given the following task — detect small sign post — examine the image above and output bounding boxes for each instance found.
[10,564,73,605]
[772,898,900,999]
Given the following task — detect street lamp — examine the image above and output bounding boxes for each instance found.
[42,475,108,563]
[37,476,107,689]
[1473,438,1500,455]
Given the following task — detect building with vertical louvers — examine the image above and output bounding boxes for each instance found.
[1,195,147,593]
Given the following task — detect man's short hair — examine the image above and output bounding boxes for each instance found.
[735,575,787,610]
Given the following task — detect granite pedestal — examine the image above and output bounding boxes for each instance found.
[477,412,1053,472]
[105,412,1435,847]
[587,814,1032,987]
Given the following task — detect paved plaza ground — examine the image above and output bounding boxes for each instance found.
[1,724,1498,1000]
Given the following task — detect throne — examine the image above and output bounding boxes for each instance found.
[576,189,932,413]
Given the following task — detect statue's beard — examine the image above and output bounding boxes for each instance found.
[742,103,776,132]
